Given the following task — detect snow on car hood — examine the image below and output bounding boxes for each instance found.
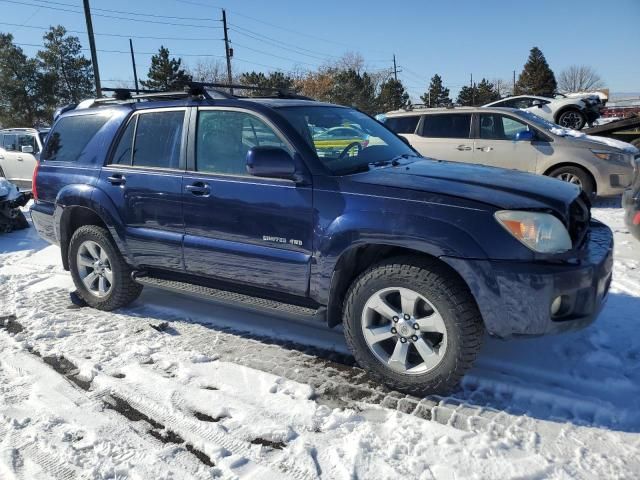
[550,127,640,153]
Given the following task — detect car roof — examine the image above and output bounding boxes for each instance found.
[0,127,40,133]
[384,106,522,117]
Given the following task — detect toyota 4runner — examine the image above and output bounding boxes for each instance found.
[30,84,613,394]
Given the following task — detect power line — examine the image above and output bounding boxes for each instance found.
[0,0,223,29]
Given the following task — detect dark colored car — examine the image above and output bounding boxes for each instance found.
[623,157,640,240]
[30,86,613,395]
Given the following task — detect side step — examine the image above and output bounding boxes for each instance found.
[133,275,324,321]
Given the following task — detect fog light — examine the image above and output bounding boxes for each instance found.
[550,296,563,316]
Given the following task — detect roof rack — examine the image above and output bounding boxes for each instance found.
[189,82,315,100]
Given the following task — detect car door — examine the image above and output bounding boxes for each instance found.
[0,133,18,181]
[409,113,474,163]
[182,107,313,296]
[98,108,187,271]
[473,112,538,172]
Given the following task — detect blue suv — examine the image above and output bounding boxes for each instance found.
[31,84,613,394]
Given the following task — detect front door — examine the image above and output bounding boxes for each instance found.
[182,107,313,296]
[473,113,538,172]
[410,113,474,163]
[0,133,18,181]
[98,108,188,271]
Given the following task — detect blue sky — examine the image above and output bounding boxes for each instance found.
[2,0,639,99]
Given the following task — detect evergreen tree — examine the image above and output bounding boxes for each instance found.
[239,71,295,95]
[141,46,192,91]
[456,85,475,106]
[377,78,410,112]
[515,47,557,96]
[0,33,46,127]
[37,26,94,106]
[420,74,451,107]
[456,79,500,106]
[329,69,377,114]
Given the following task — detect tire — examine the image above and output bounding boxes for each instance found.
[548,165,595,198]
[556,109,586,130]
[68,225,142,311]
[342,257,484,395]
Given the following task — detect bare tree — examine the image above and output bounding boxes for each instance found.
[558,65,604,92]
[491,78,512,98]
[187,59,230,83]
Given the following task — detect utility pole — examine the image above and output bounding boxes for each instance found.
[83,0,101,97]
[393,54,398,81]
[222,9,233,94]
[129,39,139,94]
[513,70,516,95]
[470,73,474,106]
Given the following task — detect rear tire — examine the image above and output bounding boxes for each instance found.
[557,109,586,130]
[342,257,484,395]
[68,225,142,311]
[548,165,595,198]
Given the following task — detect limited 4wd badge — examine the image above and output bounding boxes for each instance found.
[263,235,302,246]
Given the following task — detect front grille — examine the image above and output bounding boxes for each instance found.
[568,192,591,248]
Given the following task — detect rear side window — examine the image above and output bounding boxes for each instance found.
[421,114,471,139]
[42,114,109,162]
[384,116,420,134]
[132,111,184,169]
[2,133,17,151]
[111,118,135,165]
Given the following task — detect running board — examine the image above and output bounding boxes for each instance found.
[133,274,324,321]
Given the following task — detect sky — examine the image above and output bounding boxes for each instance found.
[2,0,639,100]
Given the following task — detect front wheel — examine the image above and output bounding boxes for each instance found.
[548,165,595,198]
[557,109,586,130]
[68,225,142,310]
[342,258,484,395]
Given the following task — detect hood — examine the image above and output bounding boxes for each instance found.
[550,127,640,154]
[351,159,581,214]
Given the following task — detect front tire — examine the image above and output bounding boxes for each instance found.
[68,225,142,310]
[342,257,484,395]
[548,165,595,198]
[557,109,586,130]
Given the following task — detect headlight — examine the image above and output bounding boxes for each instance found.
[495,210,572,253]
[591,149,626,163]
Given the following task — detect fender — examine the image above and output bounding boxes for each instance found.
[55,184,133,268]
[310,210,489,306]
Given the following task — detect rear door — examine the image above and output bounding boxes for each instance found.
[98,108,187,271]
[14,132,39,188]
[0,133,18,181]
[473,112,538,172]
[410,113,474,163]
[181,107,313,296]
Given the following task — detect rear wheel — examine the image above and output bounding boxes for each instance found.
[548,165,595,198]
[342,257,484,395]
[557,109,586,130]
[68,225,142,310]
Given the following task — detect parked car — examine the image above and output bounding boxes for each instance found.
[312,126,369,157]
[382,106,638,198]
[623,157,640,241]
[0,177,30,233]
[0,127,49,190]
[484,94,603,130]
[31,85,613,395]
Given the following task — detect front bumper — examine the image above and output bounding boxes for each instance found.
[623,187,640,240]
[443,220,613,338]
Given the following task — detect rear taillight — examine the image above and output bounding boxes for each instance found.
[32,161,39,201]
[634,212,640,226]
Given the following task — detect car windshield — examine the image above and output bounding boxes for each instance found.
[277,106,419,175]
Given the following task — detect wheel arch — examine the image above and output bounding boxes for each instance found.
[543,162,597,195]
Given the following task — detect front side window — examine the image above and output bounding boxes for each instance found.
[384,115,420,134]
[196,110,288,175]
[421,114,471,139]
[479,114,530,140]
[17,133,37,153]
[132,111,184,169]
[42,114,110,162]
[277,106,416,175]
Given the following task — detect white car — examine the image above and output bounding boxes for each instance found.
[0,128,48,190]
[484,94,603,130]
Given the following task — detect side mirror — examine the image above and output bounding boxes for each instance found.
[21,145,34,154]
[532,100,544,108]
[246,146,297,181]
[515,130,535,142]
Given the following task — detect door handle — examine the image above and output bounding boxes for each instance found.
[17,157,23,161]
[476,146,494,152]
[456,145,472,151]
[185,182,210,196]
[107,174,126,185]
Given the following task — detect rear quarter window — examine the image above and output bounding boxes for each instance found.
[42,114,110,162]
[384,115,420,134]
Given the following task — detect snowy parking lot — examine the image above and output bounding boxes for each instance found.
[0,199,639,480]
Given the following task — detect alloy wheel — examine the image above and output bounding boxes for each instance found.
[76,240,113,297]
[559,111,583,129]
[361,287,448,374]
[557,172,583,187]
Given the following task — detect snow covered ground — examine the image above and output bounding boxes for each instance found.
[0,199,639,479]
